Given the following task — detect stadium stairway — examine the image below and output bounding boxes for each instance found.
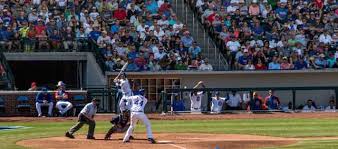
[0,52,15,90]
[172,0,228,71]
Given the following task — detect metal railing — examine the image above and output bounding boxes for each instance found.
[161,86,338,113]
[0,52,14,90]
[173,0,228,71]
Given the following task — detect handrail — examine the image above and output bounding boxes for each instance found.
[166,86,338,92]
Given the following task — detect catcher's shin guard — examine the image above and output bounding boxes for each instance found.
[104,127,116,140]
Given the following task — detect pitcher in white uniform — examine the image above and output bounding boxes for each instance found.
[114,73,132,112]
[190,81,206,113]
[211,92,226,114]
[123,89,156,144]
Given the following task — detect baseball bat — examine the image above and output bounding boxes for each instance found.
[114,62,128,81]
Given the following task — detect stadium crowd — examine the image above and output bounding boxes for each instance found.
[191,0,338,70]
[0,0,214,72]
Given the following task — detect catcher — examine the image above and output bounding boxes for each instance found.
[104,110,134,140]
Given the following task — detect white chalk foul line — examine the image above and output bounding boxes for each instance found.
[168,144,187,149]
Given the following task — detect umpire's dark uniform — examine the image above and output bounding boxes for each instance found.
[105,112,130,140]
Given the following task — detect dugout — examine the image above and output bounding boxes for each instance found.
[107,70,338,113]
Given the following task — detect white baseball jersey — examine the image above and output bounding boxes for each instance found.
[211,97,225,112]
[128,95,147,112]
[116,79,132,96]
[190,91,204,109]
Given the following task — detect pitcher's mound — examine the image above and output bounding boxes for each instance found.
[17,133,296,149]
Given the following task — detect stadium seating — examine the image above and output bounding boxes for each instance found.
[186,0,338,70]
[0,96,5,113]
[0,0,212,72]
[16,95,31,114]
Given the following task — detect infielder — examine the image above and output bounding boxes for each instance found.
[104,110,134,140]
[114,73,132,112]
[190,81,206,112]
[122,89,156,144]
[211,92,226,114]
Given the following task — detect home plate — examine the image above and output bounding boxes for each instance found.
[157,140,174,144]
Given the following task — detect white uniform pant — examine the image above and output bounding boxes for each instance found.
[123,112,153,141]
[56,101,73,114]
[119,95,131,112]
[36,102,53,115]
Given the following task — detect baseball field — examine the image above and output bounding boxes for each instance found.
[2,113,338,149]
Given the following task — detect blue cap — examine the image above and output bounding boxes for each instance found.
[139,89,145,96]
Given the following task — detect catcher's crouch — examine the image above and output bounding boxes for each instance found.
[104,110,134,140]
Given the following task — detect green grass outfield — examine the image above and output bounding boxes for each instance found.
[1,118,338,149]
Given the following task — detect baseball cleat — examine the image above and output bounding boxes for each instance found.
[87,136,95,140]
[129,136,135,140]
[65,132,74,139]
[148,138,156,144]
[104,134,111,140]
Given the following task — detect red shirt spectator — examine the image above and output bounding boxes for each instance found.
[34,20,47,35]
[134,54,147,69]
[159,2,171,13]
[113,7,127,20]
[314,0,324,9]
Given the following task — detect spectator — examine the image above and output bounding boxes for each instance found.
[264,90,281,110]
[226,91,242,110]
[294,57,308,70]
[280,57,293,70]
[237,49,252,70]
[189,42,201,59]
[28,82,38,91]
[0,0,206,72]
[181,31,194,51]
[244,60,255,70]
[315,54,328,69]
[55,81,73,116]
[35,88,53,117]
[325,99,336,112]
[268,56,281,70]
[49,29,62,50]
[63,27,77,51]
[255,59,267,70]
[199,58,213,71]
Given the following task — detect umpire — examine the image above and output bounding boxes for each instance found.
[65,98,98,139]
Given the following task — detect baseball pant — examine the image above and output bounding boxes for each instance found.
[123,112,153,142]
[68,114,96,137]
[56,101,73,115]
[119,95,131,112]
[36,102,53,116]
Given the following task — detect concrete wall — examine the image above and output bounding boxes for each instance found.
[107,70,338,107]
[0,91,87,116]
[4,52,107,88]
